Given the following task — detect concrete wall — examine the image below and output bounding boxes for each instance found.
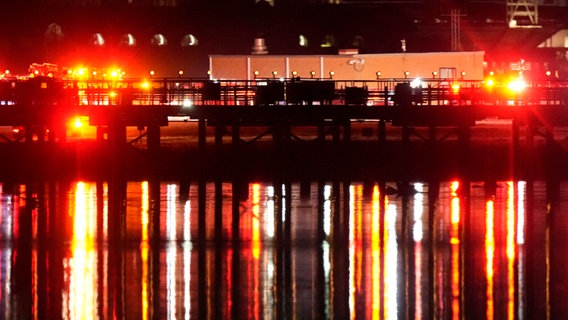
[209,51,485,81]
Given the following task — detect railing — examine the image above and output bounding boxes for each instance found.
[0,77,567,108]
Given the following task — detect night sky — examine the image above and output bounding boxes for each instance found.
[0,1,564,77]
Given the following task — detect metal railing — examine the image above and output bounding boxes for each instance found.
[0,77,566,108]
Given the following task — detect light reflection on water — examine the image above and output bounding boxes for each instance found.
[1,179,568,318]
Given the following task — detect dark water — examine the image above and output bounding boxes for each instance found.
[1,177,567,319]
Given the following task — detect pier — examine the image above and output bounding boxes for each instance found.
[0,76,566,149]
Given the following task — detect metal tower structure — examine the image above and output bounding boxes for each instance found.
[451,9,461,51]
[507,0,539,27]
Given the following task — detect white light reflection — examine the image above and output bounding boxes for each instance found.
[413,182,424,320]
[323,185,332,237]
[166,184,177,241]
[413,183,424,242]
[506,181,516,320]
[184,242,191,320]
[384,203,398,319]
[184,200,191,241]
[262,249,276,319]
[266,186,275,238]
[517,181,526,244]
[166,242,177,319]
[281,184,286,223]
[0,246,11,318]
[0,184,12,318]
[322,241,332,319]
[102,183,108,241]
[0,184,13,240]
[517,182,527,320]
[348,184,356,320]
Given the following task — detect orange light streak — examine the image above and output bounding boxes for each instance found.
[349,185,364,320]
[486,199,495,320]
[252,183,261,260]
[251,183,261,320]
[140,241,149,320]
[32,248,38,320]
[371,185,381,320]
[506,182,516,320]
[450,181,461,320]
[140,181,149,320]
[66,182,98,319]
[348,184,356,320]
[141,181,149,242]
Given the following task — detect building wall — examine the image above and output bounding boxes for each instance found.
[209,51,486,80]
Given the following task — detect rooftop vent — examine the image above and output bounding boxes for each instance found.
[252,38,268,54]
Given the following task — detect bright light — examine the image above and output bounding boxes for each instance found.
[73,67,89,80]
[410,78,422,88]
[507,77,527,94]
[451,83,460,94]
[485,78,495,88]
[140,80,151,90]
[73,117,83,129]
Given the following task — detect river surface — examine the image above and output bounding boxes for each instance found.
[0,176,567,319]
